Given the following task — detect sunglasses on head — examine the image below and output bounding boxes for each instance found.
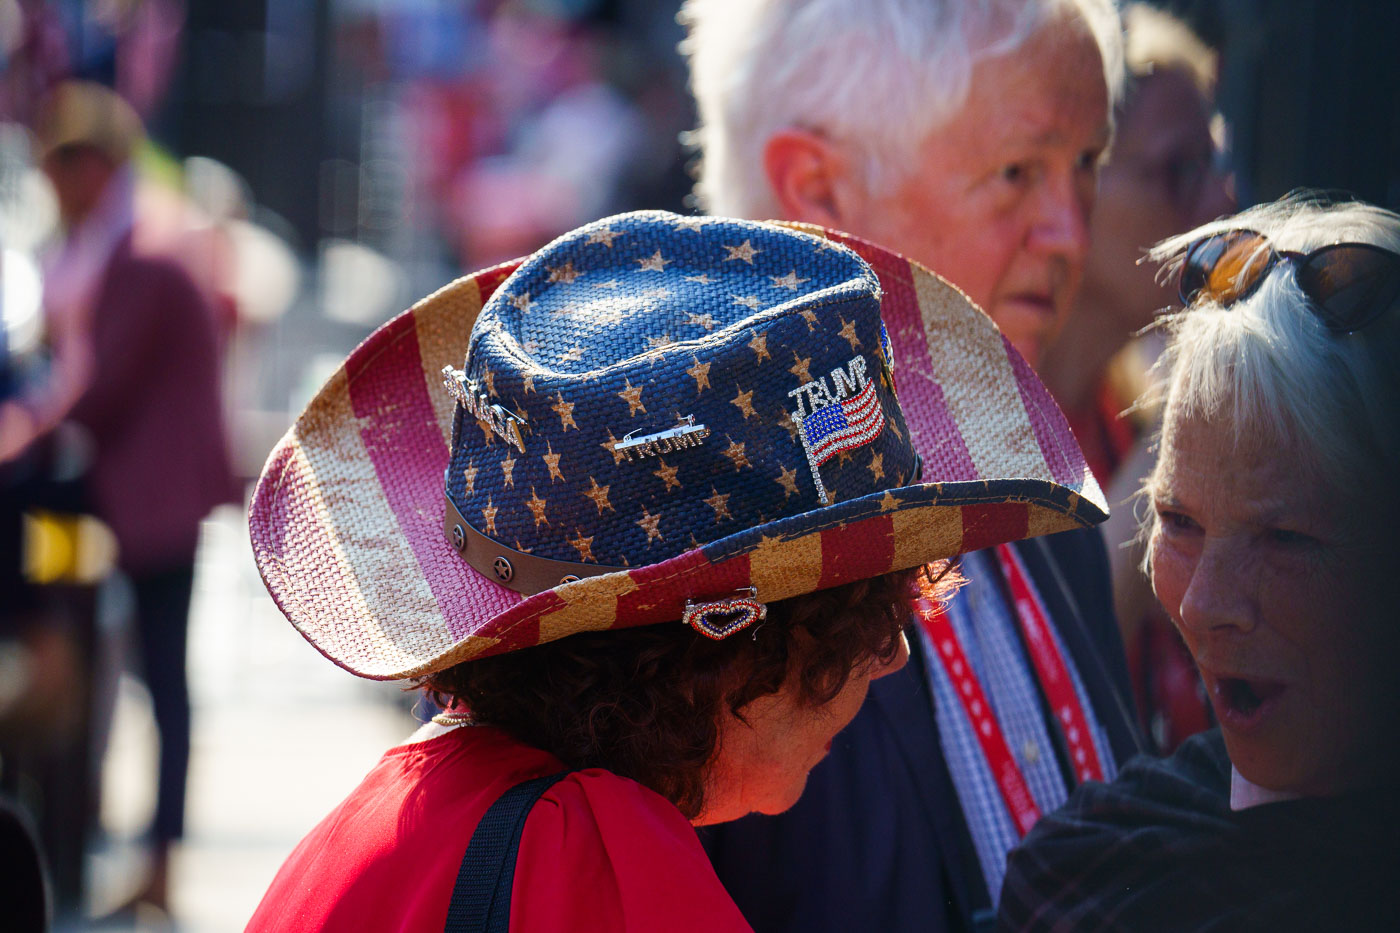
[1178,229,1400,334]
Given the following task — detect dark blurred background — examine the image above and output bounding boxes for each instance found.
[1165,0,1400,209]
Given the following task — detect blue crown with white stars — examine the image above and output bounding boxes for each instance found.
[440,211,917,593]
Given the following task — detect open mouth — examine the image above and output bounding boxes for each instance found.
[1006,294,1056,314]
[1214,676,1285,727]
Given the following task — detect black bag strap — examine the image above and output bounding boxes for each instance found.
[444,770,575,933]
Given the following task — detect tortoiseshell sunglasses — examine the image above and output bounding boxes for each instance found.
[1179,229,1400,334]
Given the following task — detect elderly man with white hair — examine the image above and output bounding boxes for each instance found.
[685,2,1144,930]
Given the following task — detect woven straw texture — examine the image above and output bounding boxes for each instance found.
[447,214,912,567]
[249,213,1107,680]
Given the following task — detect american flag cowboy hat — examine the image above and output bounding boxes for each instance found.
[249,212,1107,680]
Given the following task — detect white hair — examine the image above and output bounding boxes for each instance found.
[679,0,1124,219]
[1145,194,1400,525]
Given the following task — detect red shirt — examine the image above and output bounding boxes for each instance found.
[247,726,752,932]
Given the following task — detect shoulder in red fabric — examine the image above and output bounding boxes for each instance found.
[246,727,751,933]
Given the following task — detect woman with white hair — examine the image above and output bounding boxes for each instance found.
[998,194,1400,930]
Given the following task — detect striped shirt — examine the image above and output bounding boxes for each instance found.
[919,548,1117,899]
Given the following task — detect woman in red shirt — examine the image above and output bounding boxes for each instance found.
[245,211,1110,931]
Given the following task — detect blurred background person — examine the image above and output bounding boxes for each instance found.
[0,80,236,916]
[1037,2,1234,752]
[1001,194,1400,931]
[684,1,1145,929]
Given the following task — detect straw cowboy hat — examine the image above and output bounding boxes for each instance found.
[250,211,1107,680]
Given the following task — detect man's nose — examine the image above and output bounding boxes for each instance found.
[1027,175,1092,263]
[1176,538,1256,637]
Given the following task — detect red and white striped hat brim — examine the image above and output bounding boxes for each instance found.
[249,230,1106,680]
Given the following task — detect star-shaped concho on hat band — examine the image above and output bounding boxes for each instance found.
[439,211,915,598]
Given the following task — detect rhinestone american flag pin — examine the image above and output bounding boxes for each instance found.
[788,354,885,504]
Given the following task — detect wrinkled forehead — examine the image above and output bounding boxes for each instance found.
[1157,399,1275,477]
[1155,398,1384,537]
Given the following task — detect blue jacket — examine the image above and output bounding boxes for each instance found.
[702,528,1144,933]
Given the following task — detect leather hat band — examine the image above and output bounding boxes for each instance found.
[443,496,623,596]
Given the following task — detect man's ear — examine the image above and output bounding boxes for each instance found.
[762,129,857,228]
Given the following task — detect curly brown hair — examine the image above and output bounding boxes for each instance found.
[420,562,958,820]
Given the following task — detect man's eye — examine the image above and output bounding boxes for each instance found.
[1000,163,1027,184]
[1076,149,1104,173]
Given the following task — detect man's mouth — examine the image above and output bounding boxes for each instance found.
[1004,293,1056,313]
